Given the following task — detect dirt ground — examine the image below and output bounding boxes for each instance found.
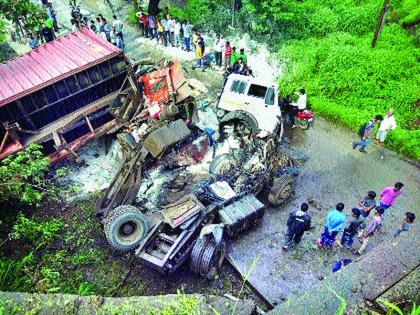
[6,0,420,310]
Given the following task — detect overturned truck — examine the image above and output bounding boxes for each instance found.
[96,60,296,279]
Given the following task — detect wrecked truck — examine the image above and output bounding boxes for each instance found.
[95,60,296,279]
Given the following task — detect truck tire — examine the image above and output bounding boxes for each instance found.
[190,238,226,279]
[104,205,148,251]
[190,238,210,274]
[267,174,295,206]
[209,154,236,176]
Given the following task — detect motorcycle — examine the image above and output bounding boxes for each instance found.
[295,110,315,130]
[280,95,315,130]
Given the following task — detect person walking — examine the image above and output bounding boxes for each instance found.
[317,203,346,248]
[224,41,232,69]
[352,115,383,153]
[394,212,415,237]
[283,203,311,251]
[112,15,124,42]
[213,34,224,68]
[182,20,192,51]
[354,207,384,255]
[340,208,363,249]
[379,182,404,214]
[27,33,40,49]
[376,109,397,144]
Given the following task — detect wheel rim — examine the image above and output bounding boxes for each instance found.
[118,220,141,243]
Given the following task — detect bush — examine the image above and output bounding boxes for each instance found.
[127,10,138,26]
[11,213,64,247]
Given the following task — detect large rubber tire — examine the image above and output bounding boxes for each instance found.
[103,205,149,251]
[268,174,295,206]
[209,154,236,176]
[190,238,226,279]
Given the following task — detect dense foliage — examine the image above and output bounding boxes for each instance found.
[170,0,419,159]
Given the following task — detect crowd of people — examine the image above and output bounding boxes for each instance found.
[283,181,415,259]
[134,9,251,74]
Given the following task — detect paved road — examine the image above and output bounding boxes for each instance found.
[49,0,420,306]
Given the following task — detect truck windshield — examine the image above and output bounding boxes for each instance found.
[248,84,267,99]
[230,80,247,94]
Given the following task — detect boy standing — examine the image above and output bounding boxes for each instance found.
[394,212,415,237]
[340,208,363,248]
[354,207,384,255]
[213,34,224,68]
[224,41,232,69]
[358,191,377,219]
[317,203,346,248]
[352,115,383,153]
[283,203,311,251]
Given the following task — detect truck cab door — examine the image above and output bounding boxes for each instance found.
[244,84,281,133]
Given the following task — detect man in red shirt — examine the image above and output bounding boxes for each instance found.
[137,12,149,37]
[224,41,232,70]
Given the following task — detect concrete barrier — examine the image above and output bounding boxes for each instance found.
[269,235,419,315]
[0,292,255,315]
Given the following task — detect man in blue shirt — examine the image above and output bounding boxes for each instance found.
[317,203,346,248]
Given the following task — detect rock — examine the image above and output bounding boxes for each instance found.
[188,78,208,94]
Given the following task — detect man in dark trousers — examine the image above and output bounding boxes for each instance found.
[283,203,311,251]
[41,23,55,43]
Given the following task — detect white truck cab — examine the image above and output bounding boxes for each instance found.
[216,74,282,136]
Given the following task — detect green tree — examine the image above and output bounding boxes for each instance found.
[0,0,47,32]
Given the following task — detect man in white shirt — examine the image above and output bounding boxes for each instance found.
[213,34,224,68]
[376,109,397,143]
[174,19,181,47]
[290,89,307,128]
[168,16,175,46]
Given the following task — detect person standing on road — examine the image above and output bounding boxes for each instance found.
[173,18,181,47]
[213,34,224,68]
[168,16,175,45]
[394,212,415,237]
[283,203,311,251]
[352,115,383,153]
[47,3,59,32]
[195,33,205,71]
[376,109,397,144]
[112,15,124,43]
[230,47,237,65]
[358,191,377,219]
[317,203,346,248]
[224,41,232,69]
[27,33,40,49]
[340,208,363,249]
[182,20,192,52]
[41,22,55,43]
[237,48,248,65]
[290,89,307,129]
[353,206,384,255]
[379,182,404,214]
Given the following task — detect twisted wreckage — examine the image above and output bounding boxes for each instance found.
[0,29,296,279]
[95,59,296,279]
